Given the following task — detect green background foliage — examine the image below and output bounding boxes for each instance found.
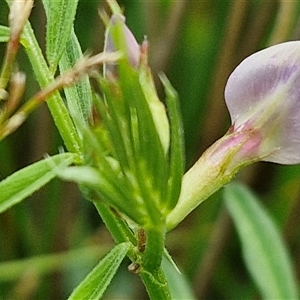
[1,0,300,299]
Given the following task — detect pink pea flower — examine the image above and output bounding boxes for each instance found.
[167,41,300,229]
[225,41,300,165]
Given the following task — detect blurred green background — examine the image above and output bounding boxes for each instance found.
[1,0,300,299]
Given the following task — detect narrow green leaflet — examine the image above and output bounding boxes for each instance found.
[93,201,136,245]
[160,74,185,212]
[118,67,168,223]
[42,0,79,73]
[0,25,10,43]
[68,242,130,300]
[57,165,145,225]
[59,29,93,125]
[22,23,82,154]
[0,153,76,213]
[224,182,298,300]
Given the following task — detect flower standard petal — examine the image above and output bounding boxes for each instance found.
[225,41,300,164]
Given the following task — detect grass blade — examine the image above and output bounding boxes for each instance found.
[224,182,298,299]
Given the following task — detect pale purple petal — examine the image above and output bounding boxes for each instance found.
[104,14,140,69]
[224,41,300,164]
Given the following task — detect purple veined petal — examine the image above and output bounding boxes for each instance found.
[224,41,300,164]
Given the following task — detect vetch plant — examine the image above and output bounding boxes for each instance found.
[0,0,299,299]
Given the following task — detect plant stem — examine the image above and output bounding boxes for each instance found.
[139,226,171,299]
[94,199,171,299]
[140,267,171,300]
[142,226,165,272]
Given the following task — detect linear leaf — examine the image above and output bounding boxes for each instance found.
[68,242,130,300]
[160,74,185,212]
[93,201,136,245]
[22,23,82,154]
[224,182,298,299]
[59,29,93,125]
[57,165,145,225]
[0,153,76,213]
[162,253,196,300]
[42,0,79,73]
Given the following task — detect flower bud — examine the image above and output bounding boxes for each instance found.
[103,14,170,153]
[104,14,140,75]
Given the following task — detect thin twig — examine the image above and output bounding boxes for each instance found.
[0,52,121,139]
[0,0,33,94]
